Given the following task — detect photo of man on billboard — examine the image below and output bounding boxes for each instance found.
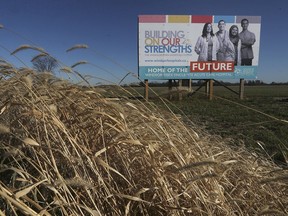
[239,18,256,66]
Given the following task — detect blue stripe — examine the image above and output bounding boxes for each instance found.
[214,16,235,24]
[138,66,257,80]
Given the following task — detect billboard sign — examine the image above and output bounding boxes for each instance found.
[138,15,261,80]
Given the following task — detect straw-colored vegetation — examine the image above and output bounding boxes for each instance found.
[0,64,287,215]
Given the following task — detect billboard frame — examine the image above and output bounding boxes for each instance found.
[138,15,261,81]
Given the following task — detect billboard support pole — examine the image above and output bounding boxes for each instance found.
[144,79,149,101]
[209,79,214,100]
[188,79,192,92]
[168,80,173,100]
[187,80,208,97]
[205,80,209,96]
[178,80,183,101]
[239,78,245,100]
[213,79,239,95]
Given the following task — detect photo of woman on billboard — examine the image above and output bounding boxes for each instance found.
[229,25,242,65]
[194,23,219,61]
[215,20,238,63]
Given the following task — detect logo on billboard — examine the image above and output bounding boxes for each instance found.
[190,61,234,72]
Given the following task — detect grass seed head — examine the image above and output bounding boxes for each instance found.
[0,124,10,133]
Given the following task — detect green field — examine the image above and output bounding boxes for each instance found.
[129,84,288,166]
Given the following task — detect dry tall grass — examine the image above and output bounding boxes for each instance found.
[0,68,287,215]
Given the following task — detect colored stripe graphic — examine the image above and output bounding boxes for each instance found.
[236,16,261,23]
[138,15,166,23]
[168,15,190,23]
[214,15,235,23]
[191,15,213,23]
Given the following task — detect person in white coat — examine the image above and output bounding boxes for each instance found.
[215,20,229,61]
[194,23,219,61]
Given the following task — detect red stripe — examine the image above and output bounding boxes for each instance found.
[191,15,213,23]
[138,15,166,23]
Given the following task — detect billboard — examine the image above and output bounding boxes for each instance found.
[138,15,261,80]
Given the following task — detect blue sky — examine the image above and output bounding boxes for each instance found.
[0,0,288,84]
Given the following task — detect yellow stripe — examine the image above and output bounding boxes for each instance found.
[168,15,190,23]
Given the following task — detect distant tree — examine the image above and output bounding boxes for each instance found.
[31,55,59,73]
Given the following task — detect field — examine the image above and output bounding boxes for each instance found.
[1,70,287,215]
[134,84,288,166]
